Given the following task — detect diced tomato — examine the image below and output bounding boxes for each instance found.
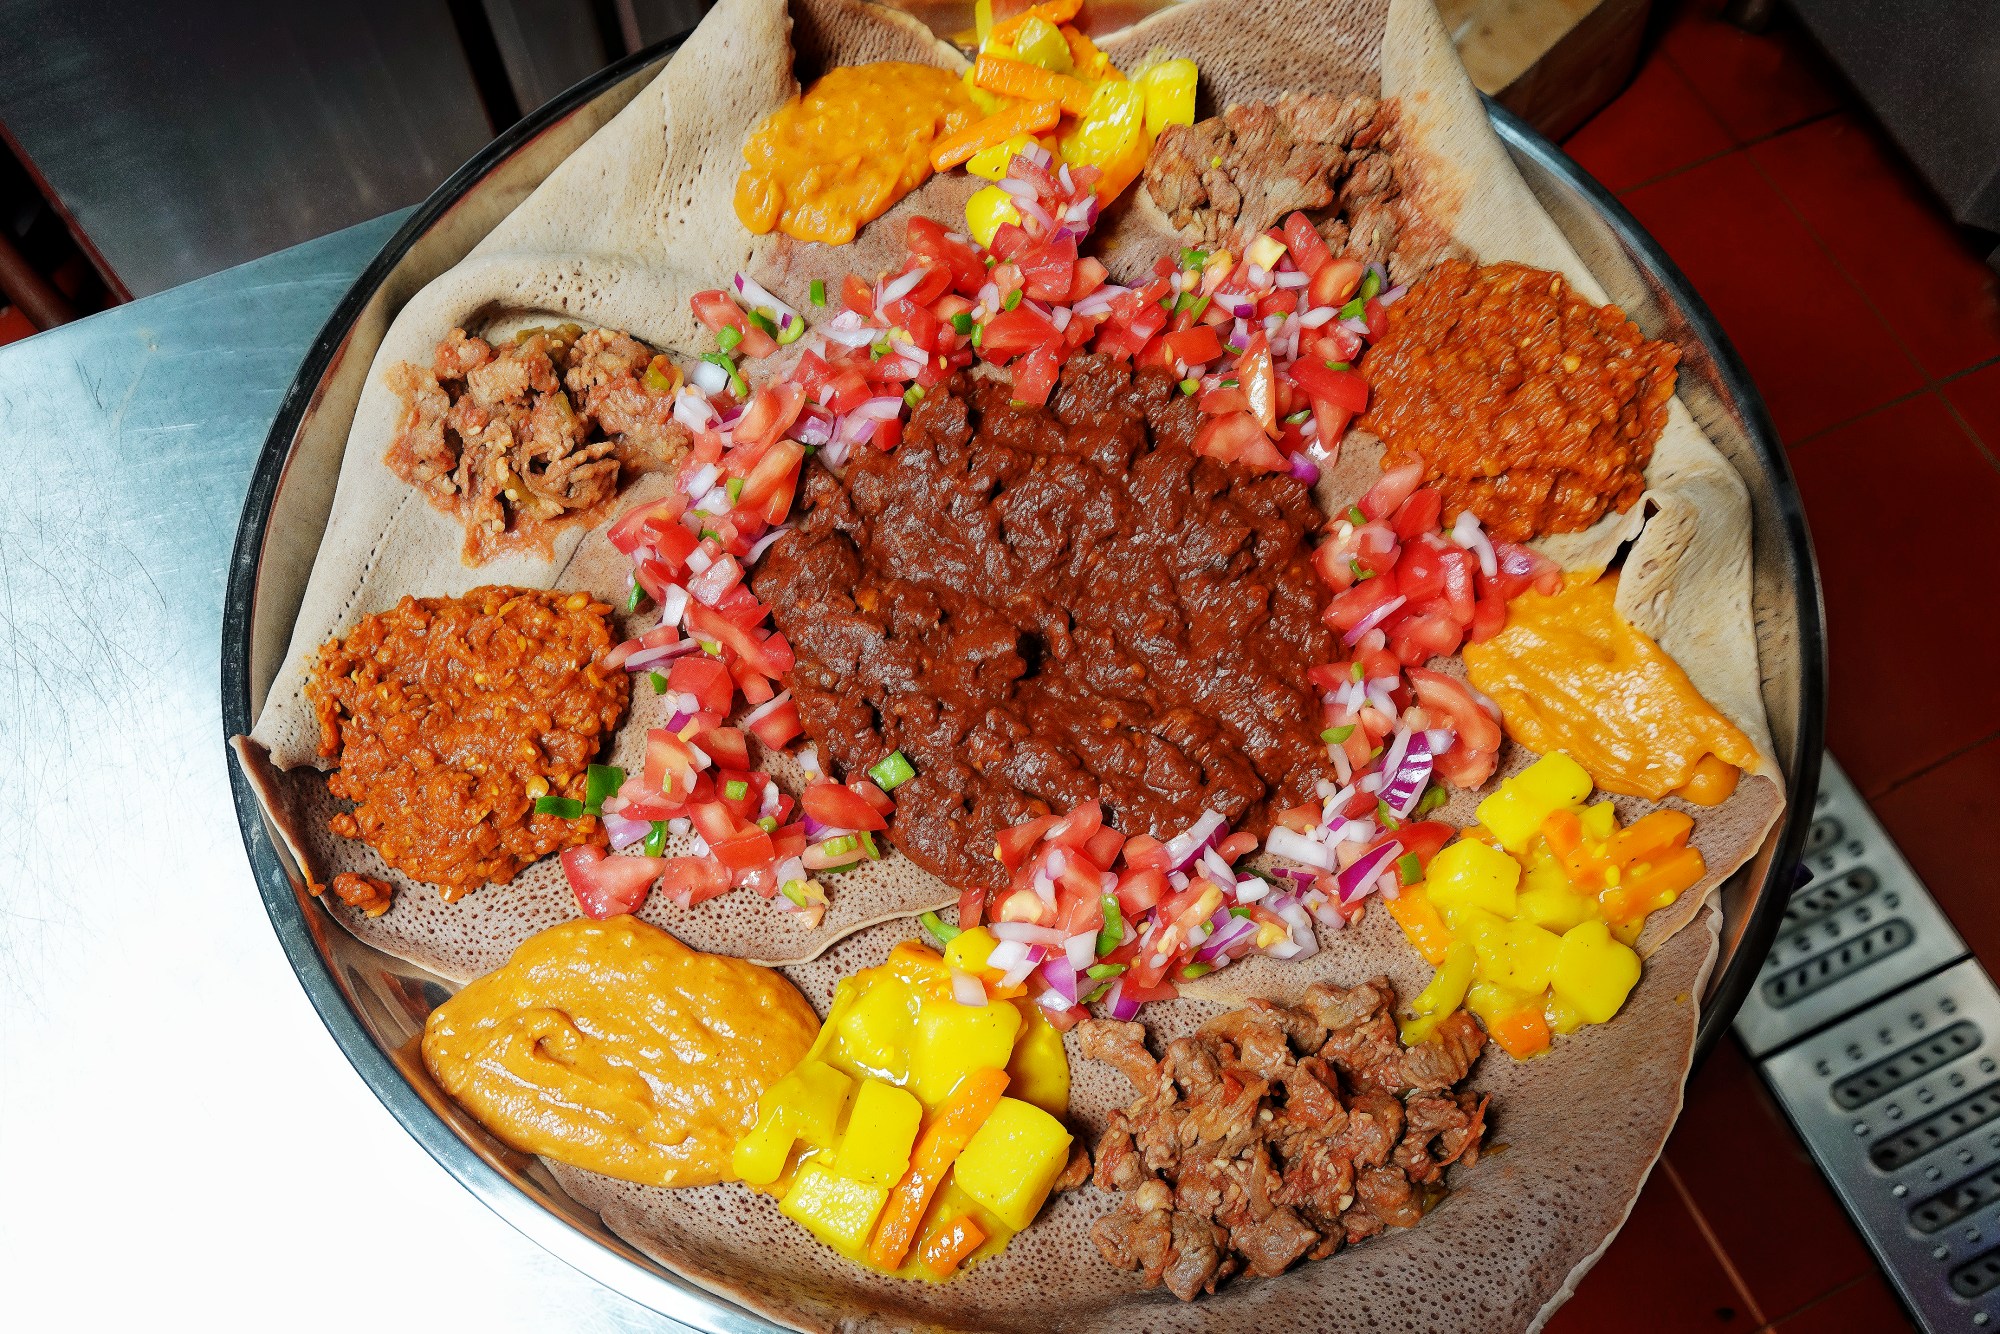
[980,304,1062,362]
[690,290,777,358]
[1275,803,1320,835]
[802,780,887,831]
[606,494,688,555]
[1407,668,1504,757]
[1353,460,1422,521]
[871,417,903,452]
[710,827,776,873]
[668,655,733,715]
[1045,801,1103,849]
[1124,945,1176,990]
[1198,385,1251,415]
[1393,487,1443,540]
[1397,539,1446,605]
[1114,866,1167,917]
[644,729,700,799]
[1394,821,1457,869]
[1313,529,1363,593]
[746,696,803,748]
[1468,595,1508,644]
[685,603,790,678]
[1083,825,1126,869]
[1356,645,1401,685]
[1309,256,1365,309]
[1161,325,1222,368]
[697,725,751,772]
[995,814,1059,870]
[657,855,731,910]
[1120,833,1170,873]
[771,823,807,862]
[1352,521,1399,575]
[733,382,806,449]
[1389,611,1462,666]
[1069,256,1108,304]
[1439,547,1476,625]
[1011,341,1062,406]
[1486,540,1565,600]
[1058,888,1106,936]
[851,779,896,816]
[1017,234,1078,304]
[1364,296,1389,342]
[562,846,662,919]
[989,221,1032,260]
[1215,831,1259,862]
[1194,410,1266,463]
[1256,290,1299,318]
[690,800,742,847]
[907,216,986,293]
[1290,359,1369,415]
[1313,325,1364,364]
[1237,333,1278,435]
[1120,974,1178,1004]
[1324,570,1402,633]
[1282,212,1334,276]
[959,884,987,928]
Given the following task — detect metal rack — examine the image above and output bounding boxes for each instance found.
[1736,756,1994,1330]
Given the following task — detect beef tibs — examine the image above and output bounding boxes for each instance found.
[1144,93,1453,285]
[1079,980,1489,1301]
[752,354,1335,890]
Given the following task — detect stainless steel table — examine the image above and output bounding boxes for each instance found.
[0,216,674,1331]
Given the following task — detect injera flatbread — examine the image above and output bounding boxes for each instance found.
[224,0,1781,1326]
[238,0,1781,973]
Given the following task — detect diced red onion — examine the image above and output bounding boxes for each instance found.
[950,967,988,1008]
[1246,263,1269,286]
[673,387,717,430]
[1381,731,1434,818]
[741,691,793,728]
[990,921,1066,947]
[1340,316,1371,336]
[1336,840,1403,905]
[997,176,1038,203]
[621,639,699,673]
[688,553,743,606]
[1164,811,1228,873]
[732,271,799,326]
[820,318,879,348]
[690,360,731,396]
[1343,594,1407,645]
[1037,955,1079,1005]
[878,266,925,306]
[1195,914,1258,963]
[604,813,652,850]
[1266,825,1336,871]
[793,410,833,447]
[1104,979,1141,1020]
[1057,163,1074,192]
[1299,305,1338,328]
[1064,932,1097,970]
[1288,452,1320,483]
[682,463,720,500]
[1051,305,1072,332]
[1273,270,1308,289]
[1452,509,1499,578]
[664,709,693,732]
[746,526,790,565]
[999,944,1046,990]
[853,396,904,422]
[659,584,690,627]
[1378,283,1408,306]
[1427,727,1455,754]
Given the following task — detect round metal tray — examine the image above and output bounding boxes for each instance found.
[221,30,1826,1330]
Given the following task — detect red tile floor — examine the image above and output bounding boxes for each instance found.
[1548,2,2000,1330]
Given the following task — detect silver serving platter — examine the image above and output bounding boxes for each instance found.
[220,27,1826,1330]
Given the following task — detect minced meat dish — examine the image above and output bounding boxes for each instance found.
[752,353,1336,890]
[387,325,691,563]
[1079,979,1488,1300]
[1358,260,1680,542]
[309,587,628,901]
[1144,93,1453,286]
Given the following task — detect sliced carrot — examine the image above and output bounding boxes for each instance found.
[988,0,1083,45]
[931,98,1064,171]
[1610,809,1695,865]
[1538,808,1582,857]
[918,1213,988,1277]
[1490,1006,1551,1059]
[974,54,1095,117]
[1059,24,1114,81]
[866,1066,1010,1270]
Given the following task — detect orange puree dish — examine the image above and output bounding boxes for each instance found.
[422,916,818,1188]
[735,63,979,244]
[1462,573,1756,804]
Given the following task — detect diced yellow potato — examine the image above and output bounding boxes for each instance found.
[770,1059,855,1151]
[945,926,1000,975]
[1476,752,1593,853]
[732,1104,798,1187]
[1244,232,1287,271]
[1425,839,1521,917]
[1516,879,1596,933]
[1133,57,1198,137]
[1465,979,1538,1033]
[1545,991,1588,1036]
[1580,800,1619,842]
[966,136,1040,182]
[909,993,1022,1105]
[1552,920,1642,1025]
[837,1079,923,1188]
[835,973,916,1081]
[807,977,859,1064]
[1059,81,1146,174]
[952,1096,1074,1231]
[1006,1001,1071,1116]
[966,185,1023,248]
[993,15,1072,71]
[961,66,1011,117]
[1400,940,1475,1044]
[780,1160,890,1254]
[1469,917,1564,995]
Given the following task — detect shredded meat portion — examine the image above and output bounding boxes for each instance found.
[386,325,690,563]
[1081,979,1489,1300]
[1143,93,1455,287]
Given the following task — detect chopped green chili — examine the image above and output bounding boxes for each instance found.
[1003,288,1023,310]
[648,670,668,695]
[716,325,742,352]
[624,581,645,613]
[1085,962,1127,980]
[1347,505,1366,524]
[808,279,827,307]
[903,386,925,407]
[725,477,744,503]
[1414,785,1449,817]
[870,338,891,361]
[855,829,881,860]
[868,750,916,790]
[1397,852,1423,884]
[745,309,778,338]
[1350,661,1365,681]
[1178,377,1199,395]
[757,816,779,833]
[1082,981,1115,1004]
[1284,408,1312,425]
[949,311,975,335]
[1322,724,1355,744]
[723,779,749,801]
[781,879,811,906]
[1179,962,1214,979]
[1096,894,1126,956]
[1359,268,1383,302]
[642,821,669,856]
[582,764,625,815]
[920,909,962,945]
[1187,293,1211,320]
[533,796,584,819]
[1179,247,1210,269]
[700,352,746,397]
[821,834,858,858]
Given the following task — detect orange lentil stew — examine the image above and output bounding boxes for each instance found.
[309,587,629,902]
[1357,260,1679,543]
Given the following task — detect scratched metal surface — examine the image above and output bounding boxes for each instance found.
[0,215,671,1332]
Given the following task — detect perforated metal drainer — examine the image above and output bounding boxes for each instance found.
[1735,756,1987,1331]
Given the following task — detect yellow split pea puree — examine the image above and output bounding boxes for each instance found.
[1463,572,1757,804]
[735,63,980,245]
[422,917,817,1187]
[733,941,1073,1281]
